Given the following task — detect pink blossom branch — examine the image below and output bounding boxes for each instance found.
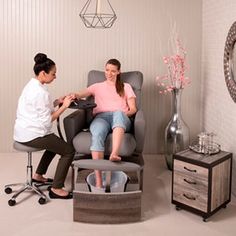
[156,37,190,93]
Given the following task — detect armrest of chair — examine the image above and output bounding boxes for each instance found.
[63,109,86,145]
[134,110,146,153]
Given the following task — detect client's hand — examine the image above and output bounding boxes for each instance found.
[69,93,78,100]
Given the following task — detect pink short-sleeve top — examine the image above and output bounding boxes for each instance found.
[87,81,136,115]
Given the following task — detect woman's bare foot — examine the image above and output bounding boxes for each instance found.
[109,155,121,162]
[96,183,103,188]
[95,170,103,188]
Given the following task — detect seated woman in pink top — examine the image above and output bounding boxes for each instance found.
[74,59,137,187]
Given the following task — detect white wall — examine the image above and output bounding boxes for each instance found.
[202,0,236,195]
[0,0,202,153]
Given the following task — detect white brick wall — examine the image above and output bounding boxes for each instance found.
[202,0,236,195]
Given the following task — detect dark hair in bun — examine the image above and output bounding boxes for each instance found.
[33,53,55,76]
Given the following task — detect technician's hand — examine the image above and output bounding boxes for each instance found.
[53,96,66,107]
[62,95,74,108]
[57,96,66,105]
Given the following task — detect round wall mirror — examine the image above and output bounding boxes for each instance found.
[224,21,236,102]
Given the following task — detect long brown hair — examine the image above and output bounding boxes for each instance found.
[106,58,124,97]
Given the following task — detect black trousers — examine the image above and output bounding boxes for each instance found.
[22,133,75,188]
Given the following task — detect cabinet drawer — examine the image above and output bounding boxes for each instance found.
[174,159,208,181]
[173,172,208,193]
[173,187,208,212]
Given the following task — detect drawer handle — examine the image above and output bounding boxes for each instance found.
[183,193,196,201]
[184,178,197,185]
[184,166,197,172]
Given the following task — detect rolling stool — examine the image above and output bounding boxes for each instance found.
[4,141,49,206]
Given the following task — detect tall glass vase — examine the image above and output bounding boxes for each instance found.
[164,88,190,170]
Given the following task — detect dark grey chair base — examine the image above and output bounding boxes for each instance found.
[4,142,50,206]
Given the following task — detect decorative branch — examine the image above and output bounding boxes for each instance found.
[156,36,190,94]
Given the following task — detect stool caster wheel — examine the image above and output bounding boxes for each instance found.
[5,187,12,194]
[203,218,208,222]
[8,199,16,206]
[175,206,181,211]
[38,197,46,205]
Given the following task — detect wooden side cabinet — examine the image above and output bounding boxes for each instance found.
[172,149,232,221]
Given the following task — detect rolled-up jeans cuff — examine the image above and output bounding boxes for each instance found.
[90,147,105,152]
[112,125,126,131]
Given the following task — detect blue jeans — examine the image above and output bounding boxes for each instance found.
[89,111,131,152]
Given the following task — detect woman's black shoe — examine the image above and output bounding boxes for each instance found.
[48,188,73,199]
[32,178,53,184]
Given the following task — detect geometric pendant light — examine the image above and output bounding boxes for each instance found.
[80,0,117,29]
